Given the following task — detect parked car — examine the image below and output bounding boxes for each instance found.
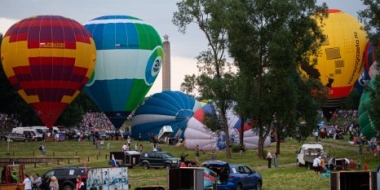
[319,125,344,139]
[99,131,110,140]
[0,132,27,142]
[139,151,180,169]
[41,167,90,190]
[0,132,12,141]
[201,160,263,190]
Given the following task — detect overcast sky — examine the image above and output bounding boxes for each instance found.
[0,0,366,96]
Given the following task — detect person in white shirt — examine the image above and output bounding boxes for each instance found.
[34,173,42,188]
[313,156,322,174]
[267,151,273,168]
[22,173,32,190]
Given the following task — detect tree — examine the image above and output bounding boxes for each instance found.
[173,0,235,158]
[226,0,327,157]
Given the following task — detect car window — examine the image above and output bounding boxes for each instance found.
[44,170,55,177]
[231,167,237,174]
[147,152,155,158]
[242,166,252,173]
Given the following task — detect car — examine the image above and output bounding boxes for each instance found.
[139,151,180,169]
[98,131,110,140]
[41,167,90,190]
[0,132,12,141]
[0,132,27,142]
[201,160,263,190]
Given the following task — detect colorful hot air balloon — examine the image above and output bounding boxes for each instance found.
[185,102,271,150]
[131,91,200,140]
[300,9,367,121]
[1,15,96,129]
[84,15,163,129]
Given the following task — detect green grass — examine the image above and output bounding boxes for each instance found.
[0,136,378,190]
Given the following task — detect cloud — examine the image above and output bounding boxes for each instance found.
[0,17,18,35]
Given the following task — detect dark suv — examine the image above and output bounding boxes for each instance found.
[140,151,180,169]
[41,167,90,190]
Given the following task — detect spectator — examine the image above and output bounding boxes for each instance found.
[49,176,59,190]
[267,151,272,168]
[34,173,42,189]
[39,143,46,155]
[22,173,32,190]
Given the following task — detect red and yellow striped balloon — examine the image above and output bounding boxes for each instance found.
[1,15,96,128]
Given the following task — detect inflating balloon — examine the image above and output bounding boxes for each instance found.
[1,15,96,128]
[184,102,271,150]
[300,9,367,121]
[84,15,163,129]
[131,91,200,140]
[358,79,379,139]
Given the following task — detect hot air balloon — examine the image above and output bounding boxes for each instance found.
[185,102,271,150]
[1,15,96,129]
[131,91,200,140]
[358,79,379,140]
[84,15,164,129]
[355,41,379,93]
[300,9,367,121]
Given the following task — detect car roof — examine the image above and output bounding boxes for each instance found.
[201,160,229,167]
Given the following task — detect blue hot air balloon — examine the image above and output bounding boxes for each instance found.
[84,15,164,129]
[131,91,200,140]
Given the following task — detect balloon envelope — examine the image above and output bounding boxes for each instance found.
[131,91,200,140]
[300,9,367,121]
[358,79,379,139]
[1,15,96,128]
[185,102,271,150]
[84,15,163,128]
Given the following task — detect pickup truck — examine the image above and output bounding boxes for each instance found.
[296,143,327,169]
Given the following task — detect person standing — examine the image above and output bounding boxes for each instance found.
[49,176,59,190]
[22,173,32,190]
[274,151,278,168]
[139,144,144,152]
[195,145,201,166]
[75,176,85,190]
[138,133,142,142]
[267,151,273,168]
[34,173,42,189]
[313,156,321,174]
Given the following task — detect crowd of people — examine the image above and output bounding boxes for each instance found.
[0,113,20,129]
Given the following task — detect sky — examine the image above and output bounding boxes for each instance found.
[0,0,367,96]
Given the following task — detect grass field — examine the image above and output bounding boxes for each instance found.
[0,136,378,190]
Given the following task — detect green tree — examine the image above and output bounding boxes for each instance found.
[226,0,327,157]
[173,0,235,158]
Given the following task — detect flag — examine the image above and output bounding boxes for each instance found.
[111,154,118,167]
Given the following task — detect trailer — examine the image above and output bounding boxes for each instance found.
[296,143,327,169]
[86,167,129,190]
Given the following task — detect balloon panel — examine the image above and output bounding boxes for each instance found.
[185,102,271,150]
[84,15,163,128]
[358,79,378,139]
[1,15,96,128]
[131,91,199,139]
[301,10,367,108]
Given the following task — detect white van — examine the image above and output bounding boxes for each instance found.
[12,127,43,141]
[296,143,325,168]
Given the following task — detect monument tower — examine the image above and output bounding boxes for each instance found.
[162,35,171,91]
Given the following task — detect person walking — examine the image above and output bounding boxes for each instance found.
[274,151,278,168]
[313,156,321,174]
[267,151,273,168]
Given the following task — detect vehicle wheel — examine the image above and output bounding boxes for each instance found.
[255,181,262,190]
[142,163,149,170]
[236,183,243,190]
[165,164,171,170]
[63,184,73,190]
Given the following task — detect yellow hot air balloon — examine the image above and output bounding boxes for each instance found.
[301,9,367,121]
